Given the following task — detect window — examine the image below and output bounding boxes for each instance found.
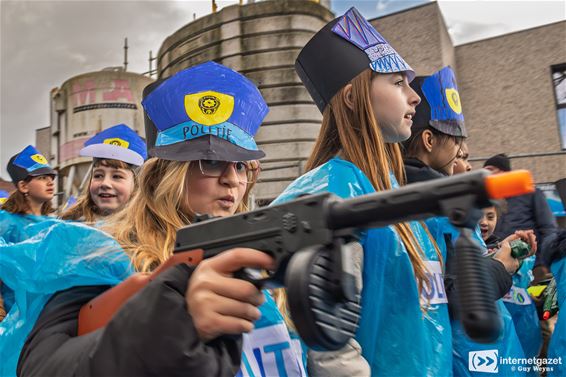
[551,63,566,149]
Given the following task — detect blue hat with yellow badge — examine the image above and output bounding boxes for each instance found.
[142,61,268,162]
[410,66,467,137]
[7,145,57,184]
[80,124,147,166]
[0,190,9,205]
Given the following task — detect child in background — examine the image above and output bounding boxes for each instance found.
[479,205,543,362]
[2,145,56,217]
[60,124,146,222]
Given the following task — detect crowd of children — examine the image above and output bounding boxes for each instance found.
[0,6,563,377]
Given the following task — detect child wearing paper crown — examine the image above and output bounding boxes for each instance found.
[14,62,304,377]
[402,66,537,376]
[2,145,56,216]
[60,124,146,222]
[272,7,451,376]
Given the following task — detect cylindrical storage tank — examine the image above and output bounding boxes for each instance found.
[156,0,334,202]
[50,67,153,203]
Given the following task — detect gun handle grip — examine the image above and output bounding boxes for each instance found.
[455,233,502,343]
[77,249,204,336]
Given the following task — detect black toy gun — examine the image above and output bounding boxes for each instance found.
[79,169,534,350]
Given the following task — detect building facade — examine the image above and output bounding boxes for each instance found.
[369,2,566,184]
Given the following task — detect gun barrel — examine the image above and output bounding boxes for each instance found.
[327,169,534,230]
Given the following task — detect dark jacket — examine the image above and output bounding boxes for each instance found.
[544,229,566,265]
[17,264,241,377]
[404,158,512,317]
[494,189,558,267]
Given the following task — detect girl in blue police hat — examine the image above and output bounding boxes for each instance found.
[273,7,452,376]
[2,145,56,216]
[60,124,146,222]
[13,61,302,377]
[402,66,538,376]
[0,145,56,339]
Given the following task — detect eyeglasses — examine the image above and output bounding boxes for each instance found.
[198,160,259,183]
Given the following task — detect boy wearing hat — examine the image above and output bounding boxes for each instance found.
[403,67,535,375]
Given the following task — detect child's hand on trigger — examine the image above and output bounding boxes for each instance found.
[186,248,275,342]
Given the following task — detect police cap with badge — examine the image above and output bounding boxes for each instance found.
[410,66,467,137]
[295,6,415,113]
[7,145,57,184]
[142,61,268,162]
[79,124,147,166]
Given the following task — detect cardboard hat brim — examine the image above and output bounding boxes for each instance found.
[7,154,56,183]
[149,135,265,162]
[80,144,144,166]
[27,166,57,177]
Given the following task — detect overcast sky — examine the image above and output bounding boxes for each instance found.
[1,0,565,179]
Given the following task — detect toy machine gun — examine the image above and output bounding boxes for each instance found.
[79,169,534,349]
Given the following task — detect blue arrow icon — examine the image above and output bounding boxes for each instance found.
[486,356,494,366]
[478,357,486,366]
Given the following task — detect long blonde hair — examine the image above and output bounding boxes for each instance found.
[306,69,442,295]
[60,159,137,222]
[107,157,255,272]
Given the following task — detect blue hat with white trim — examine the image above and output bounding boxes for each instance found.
[142,61,268,162]
[7,145,57,183]
[80,124,147,166]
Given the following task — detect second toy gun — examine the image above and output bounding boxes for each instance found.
[529,277,559,320]
[78,169,534,350]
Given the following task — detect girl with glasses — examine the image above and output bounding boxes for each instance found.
[9,62,300,377]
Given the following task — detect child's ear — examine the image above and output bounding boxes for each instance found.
[17,180,29,194]
[342,84,354,111]
[421,130,434,153]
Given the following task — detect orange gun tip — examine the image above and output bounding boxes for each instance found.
[485,169,535,200]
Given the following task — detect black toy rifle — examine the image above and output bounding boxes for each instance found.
[79,169,534,350]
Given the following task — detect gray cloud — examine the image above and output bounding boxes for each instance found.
[0,0,237,178]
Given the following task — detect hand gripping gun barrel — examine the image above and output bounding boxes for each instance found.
[78,169,534,350]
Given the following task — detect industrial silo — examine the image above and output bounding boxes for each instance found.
[47,67,153,205]
[156,0,334,204]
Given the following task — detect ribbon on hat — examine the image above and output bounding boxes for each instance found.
[155,120,259,151]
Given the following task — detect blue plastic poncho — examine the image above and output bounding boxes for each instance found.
[0,212,305,377]
[547,257,565,377]
[272,157,452,377]
[0,210,55,243]
[426,217,527,376]
[0,214,133,377]
[502,256,542,360]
